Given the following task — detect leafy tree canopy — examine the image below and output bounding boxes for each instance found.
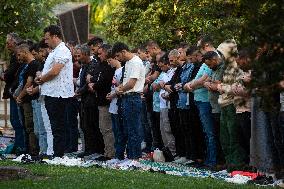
[0,0,63,58]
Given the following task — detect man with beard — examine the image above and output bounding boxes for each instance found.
[1,33,26,154]
[75,44,105,158]
[35,25,74,158]
[15,44,41,156]
[231,49,252,163]
[88,44,115,161]
[87,37,103,63]
[113,42,145,160]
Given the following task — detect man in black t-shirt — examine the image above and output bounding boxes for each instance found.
[1,33,26,154]
[88,44,115,160]
[27,41,51,156]
[15,44,40,156]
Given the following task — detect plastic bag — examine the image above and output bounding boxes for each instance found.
[153,148,165,162]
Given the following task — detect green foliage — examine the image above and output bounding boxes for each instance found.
[105,0,245,49]
[240,0,284,108]
[87,0,123,39]
[0,0,60,58]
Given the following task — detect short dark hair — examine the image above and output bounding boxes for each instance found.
[25,39,35,49]
[146,40,160,49]
[15,44,30,53]
[176,42,189,49]
[160,52,170,65]
[131,47,138,53]
[44,25,62,39]
[79,44,90,56]
[186,45,199,56]
[7,32,23,45]
[112,42,129,54]
[38,39,49,49]
[87,37,103,46]
[198,35,213,48]
[30,43,40,52]
[17,39,34,51]
[106,49,114,59]
[202,51,218,62]
[99,44,112,53]
[137,44,147,52]
[67,40,77,47]
[238,48,251,58]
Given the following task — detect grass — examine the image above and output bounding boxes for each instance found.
[0,160,271,189]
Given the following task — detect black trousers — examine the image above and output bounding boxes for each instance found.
[81,104,104,154]
[150,111,163,149]
[236,112,251,164]
[45,96,68,157]
[213,113,225,164]
[64,97,79,153]
[178,106,204,160]
[168,108,181,156]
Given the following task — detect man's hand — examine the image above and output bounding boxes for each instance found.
[16,96,22,104]
[203,81,211,90]
[145,76,152,84]
[115,86,123,95]
[217,84,224,93]
[74,91,81,97]
[88,83,95,93]
[26,86,34,95]
[242,74,252,83]
[161,92,170,100]
[35,76,44,85]
[174,83,182,91]
[106,92,115,100]
[184,82,193,92]
[73,78,78,84]
[158,81,165,89]
[164,85,173,93]
[143,85,148,94]
[279,80,284,89]
[86,74,93,83]
[152,83,161,92]
[232,84,248,96]
[204,81,219,91]
[0,72,5,81]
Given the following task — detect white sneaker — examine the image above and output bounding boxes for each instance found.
[84,153,103,160]
[174,156,180,161]
[184,159,195,164]
[106,158,121,164]
[141,141,146,150]
[173,157,187,164]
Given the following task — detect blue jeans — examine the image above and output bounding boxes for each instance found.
[32,99,47,154]
[10,98,26,152]
[111,113,125,159]
[195,101,217,166]
[121,94,142,159]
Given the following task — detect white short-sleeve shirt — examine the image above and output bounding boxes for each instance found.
[160,68,176,109]
[123,55,145,93]
[109,67,123,114]
[41,42,75,98]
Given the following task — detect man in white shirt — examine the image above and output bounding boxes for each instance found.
[35,25,74,157]
[113,42,145,160]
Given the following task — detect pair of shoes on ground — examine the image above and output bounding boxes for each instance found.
[247,175,274,186]
[173,157,194,164]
